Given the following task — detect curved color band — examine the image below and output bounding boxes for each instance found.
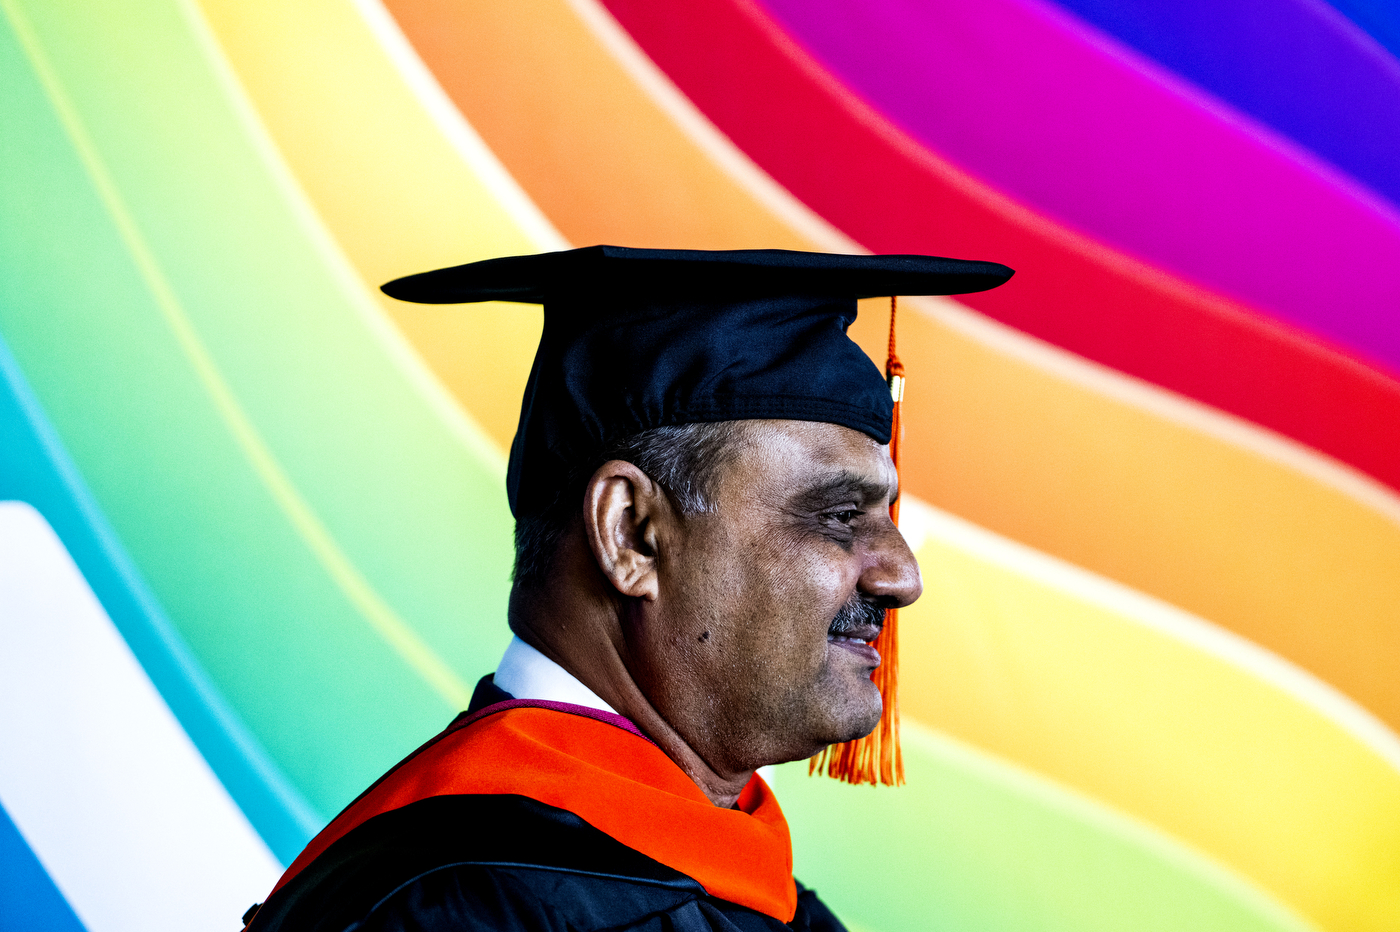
[1049,0,1400,210]
[758,0,1400,367]
[286,0,1400,734]
[599,0,1400,496]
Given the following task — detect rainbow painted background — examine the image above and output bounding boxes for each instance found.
[2,1,1399,930]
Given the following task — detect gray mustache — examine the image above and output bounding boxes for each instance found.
[827,597,886,636]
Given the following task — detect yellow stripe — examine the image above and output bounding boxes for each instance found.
[1,0,472,710]
[196,0,556,447]
[178,0,509,479]
[846,293,1400,738]
[899,497,1400,932]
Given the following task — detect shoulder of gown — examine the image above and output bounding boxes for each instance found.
[248,793,846,932]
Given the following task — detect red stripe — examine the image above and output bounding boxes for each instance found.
[601,0,1400,492]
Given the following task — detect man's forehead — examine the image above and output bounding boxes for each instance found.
[798,441,899,488]
[733,420,898,501]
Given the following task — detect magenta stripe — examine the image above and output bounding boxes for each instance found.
[757,0,1400,372]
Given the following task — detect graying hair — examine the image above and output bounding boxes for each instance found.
[511,421,744,589]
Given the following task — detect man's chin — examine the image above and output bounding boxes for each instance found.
[823,680,884,745]
[837,709,883,745]
[762,679,882,766]
[781,710,881,766]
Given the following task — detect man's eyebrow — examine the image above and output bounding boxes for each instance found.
[789,471,896,510]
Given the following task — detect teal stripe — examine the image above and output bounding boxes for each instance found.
[773,726,1314,932]
[0,331,319,863]
[4,0,476,712]
[0,0,502,816]
[6,0,515,692]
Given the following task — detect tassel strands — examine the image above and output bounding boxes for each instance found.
[809,297,906,786]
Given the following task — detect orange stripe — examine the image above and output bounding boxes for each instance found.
[381,0,817,252]
[846,298,1400,734]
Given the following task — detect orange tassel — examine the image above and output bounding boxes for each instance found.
[809,297,905,786]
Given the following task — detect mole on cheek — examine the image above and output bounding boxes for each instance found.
[697,630,711,643]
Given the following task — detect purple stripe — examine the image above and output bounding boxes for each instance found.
[451,699,655,744]
[1050,0,1400,210]
[757,0,1400,372]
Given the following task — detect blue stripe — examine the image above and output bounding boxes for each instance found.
[1051,0,1400,210]
[0,799,87,932]
[1324,0,1400,62]
[0,332,318,864]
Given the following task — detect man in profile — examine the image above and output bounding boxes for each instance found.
[244,246,1012,931]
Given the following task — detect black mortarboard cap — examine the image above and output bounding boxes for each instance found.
[383,246,1013,517]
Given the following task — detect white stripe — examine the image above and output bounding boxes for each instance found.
[0,502,282,932]
[351,0,569,253]
[898,494,1400,777]
[913,294,1400,528]
[562,0,863,255]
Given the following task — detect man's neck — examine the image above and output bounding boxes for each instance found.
[493,636,618,714]
[506,621,754,808]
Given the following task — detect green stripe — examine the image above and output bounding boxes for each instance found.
[0,0,514,815]
[11,0,515,687]
[773,724,1317,932]
[0,0,473,712]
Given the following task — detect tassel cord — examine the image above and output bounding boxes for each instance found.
[809,297,905,786]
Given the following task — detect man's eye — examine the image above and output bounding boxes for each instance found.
[825,509,862,524]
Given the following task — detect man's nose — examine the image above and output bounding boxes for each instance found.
[860,517,923,608]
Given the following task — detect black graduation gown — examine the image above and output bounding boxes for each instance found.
[244,679,849,932]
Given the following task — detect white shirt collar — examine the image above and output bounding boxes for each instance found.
[492,635,618,715]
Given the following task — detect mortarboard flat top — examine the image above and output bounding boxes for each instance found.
[383,246,1014,517]
[382,245,1011,304]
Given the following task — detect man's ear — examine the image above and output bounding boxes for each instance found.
[582,460,668,600]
